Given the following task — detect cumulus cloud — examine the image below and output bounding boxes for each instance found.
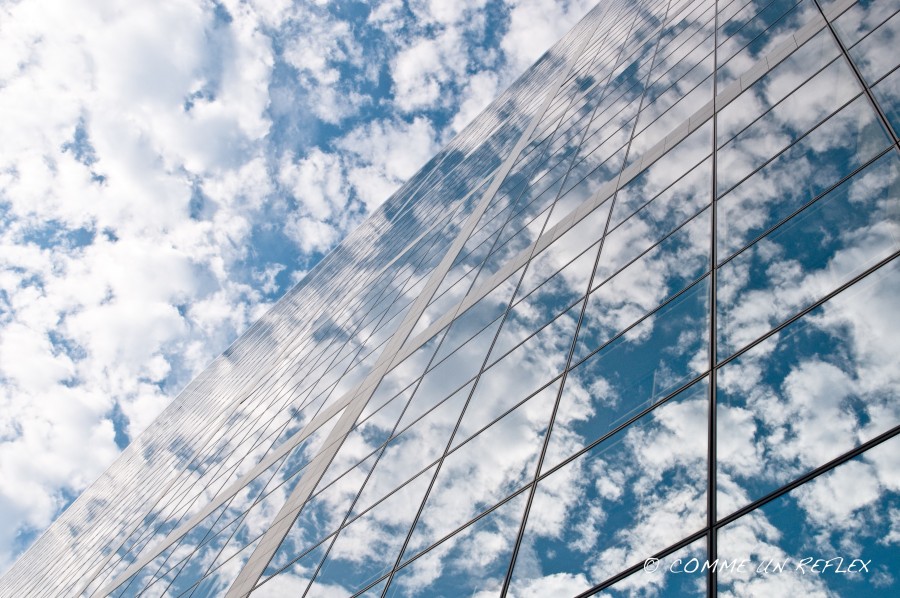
[501,0,598,72]
[338,116,440,211]
[0,0,280,572]
[392,30,468,112]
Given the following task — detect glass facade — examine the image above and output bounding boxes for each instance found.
[2,0,900,595]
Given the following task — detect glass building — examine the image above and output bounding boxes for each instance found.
[3,0,900,595]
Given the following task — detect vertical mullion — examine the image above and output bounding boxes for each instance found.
[708,0,719,595]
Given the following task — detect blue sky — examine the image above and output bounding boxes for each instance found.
[0,0,597,571]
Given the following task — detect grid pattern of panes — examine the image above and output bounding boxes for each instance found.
[2,0,900,596]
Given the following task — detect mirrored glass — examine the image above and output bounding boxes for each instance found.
[717,94,892,260]
[162,516,261,597]
[509,378,708,595]
[404,384,559,560]
[717,28,840,146]
[716,0,822,89]
[398,329,490,430]
[364,332,444,421]
[111,540,182,597]
[847,8,900,84]
[262,452,376,580]
[556,145,629,214]
[250,540,329,597]
[552,282,710,470]
[576,208,710,362]
[412,267,478,338]
[454,378,562,456]
[598,156,711,285]
[611,121,712,230]
[486,298,582,377]
[832,0,900,47]
[351,383,470,518]
[514,242,597,324]
[308,465,436,595]
[431,268,521,365]
[717,256,900,518]
[716,151,900,359]
[717,57,862,194]
[629,72,714,161]
[595,537,707,597]
[519,195,612,297]
[717,434,900,596]
[872,66,900,137]
[386,492,527,598]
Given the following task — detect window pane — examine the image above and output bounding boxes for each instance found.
[717,256,900,518]
[716,151,900,359]
[717,434,900,596]
[509,378,708,595]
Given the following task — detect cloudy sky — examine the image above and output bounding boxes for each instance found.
[0,0,598,573]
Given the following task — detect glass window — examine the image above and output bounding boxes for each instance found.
[595,537,707,596]
[716,0,822,89]
[182,540,262,597]
[307,465,436,595]
[717,56,862,194]
[846,6,900,84]
[351,382,471,518]
[628,72,714,161]
[399,325,491,429]
[362,331,442,421]
[509,378,708,595]
[716,150,900,359]
[262,452,377,580]
[717,94,892,261]
[430,267,521,365]
[612,121,713,230]
[486,298,581,376]
[557,145,628,214]
[385,492,527,597]
[553,280,710,468]
[833,0,900,47]
[519,197,613,299]
[872,66,900,137]
[577,208,710,362]
[717,256,900,518]
[717,434,900,596]
[515,242,599,325]
[251,539,329,597]
[403,384,558,560]
[717,28,841,146]
[600,157,711,284]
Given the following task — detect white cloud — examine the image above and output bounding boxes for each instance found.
[450,70,501,133]
[282,7,367,124]
[0,0,281,573]
[501,0,596,72]
[280,148,347,221]
[284,216,341,254]
[339,116,440,211]
[392,29,467,112]
[410,0,490,26]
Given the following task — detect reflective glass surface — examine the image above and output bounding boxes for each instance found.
[718,433,900,596]
[509,378,709,595]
